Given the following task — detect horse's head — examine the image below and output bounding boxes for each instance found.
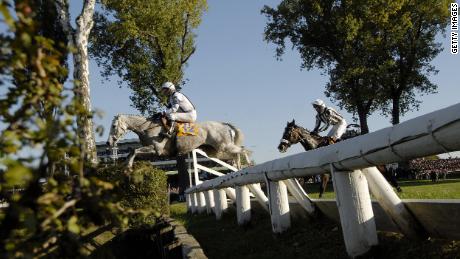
[278,119,302,153]
[107,115,128,147]
[278,119,322,152]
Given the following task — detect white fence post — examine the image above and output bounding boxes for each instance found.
[186,193,192,212]
[236,185,251,225]
[248,183,269,212]
[192,149,200,186]
[191,192,198,214]
[267,179,291,233]
[331,166,378,257]
[284,178,315,215]
[204,190,215,215]
[213,189,228,220]
[197,192,206,214]
[362,167,426,239]
[225,187,236,201]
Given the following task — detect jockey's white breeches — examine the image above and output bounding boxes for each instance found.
[169,110,197,123]
[327,119,347,139]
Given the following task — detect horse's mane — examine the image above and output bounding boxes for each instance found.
[289,122,310,134]
[113,113,148,121]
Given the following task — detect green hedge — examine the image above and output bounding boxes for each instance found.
[97,161,169,227]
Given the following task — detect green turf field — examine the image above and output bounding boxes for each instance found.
[170,179,460,259]
[305,179,460,199]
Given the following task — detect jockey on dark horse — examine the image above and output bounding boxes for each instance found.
[159,81,197,138]
[309,99,402,193]
[311,99,347,145]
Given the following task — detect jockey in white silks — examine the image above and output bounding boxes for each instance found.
[311,99,347,143]
[160,81,197,137]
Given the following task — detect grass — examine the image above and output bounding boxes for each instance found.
[170,203,348,259]
[170,179,460,259]
[170,203,459,259]
[305,179,460,199]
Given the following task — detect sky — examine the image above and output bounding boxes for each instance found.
[76,0,459,163]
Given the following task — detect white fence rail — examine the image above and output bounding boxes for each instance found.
[185,103,460,258]
[187,103,460,193]
[190,149,270,212]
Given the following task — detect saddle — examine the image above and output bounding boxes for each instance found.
[318,136,337,147]
[160,115,198,137]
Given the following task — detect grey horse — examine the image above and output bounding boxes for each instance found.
[107,114,250,168]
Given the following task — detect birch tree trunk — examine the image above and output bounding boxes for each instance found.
[56,0,98,165]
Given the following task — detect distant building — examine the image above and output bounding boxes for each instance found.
[96,138,142,163]
[96,138,234,178]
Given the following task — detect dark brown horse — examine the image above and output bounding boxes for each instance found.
[277,120,361,198]
[277,120,402,196]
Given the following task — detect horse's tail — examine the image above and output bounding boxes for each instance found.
[223,123,244,146]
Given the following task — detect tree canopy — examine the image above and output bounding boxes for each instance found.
[262,0,450,131]
[91,0,207,115]
[375,0,450,124]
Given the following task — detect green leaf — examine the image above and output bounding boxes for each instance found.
[67,216,80,234]
[3,161,32,187]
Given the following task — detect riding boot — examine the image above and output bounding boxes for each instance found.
[327,137,336,145]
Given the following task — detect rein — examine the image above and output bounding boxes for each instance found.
[297,135,311,150]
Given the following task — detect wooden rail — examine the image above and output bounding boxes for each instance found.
[185,103,460,257]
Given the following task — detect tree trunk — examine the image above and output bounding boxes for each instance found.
[75,1,97,164]
[357,106,370,134]
[391,95,400,125]
[56,0,97,165]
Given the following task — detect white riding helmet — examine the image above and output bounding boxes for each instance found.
[312,99,325,107]
[161,81,176,91]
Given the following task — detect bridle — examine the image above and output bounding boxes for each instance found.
[279,124,313,152]
[281,125,307,147]
[109,118,127,146]
[279,138,292,148]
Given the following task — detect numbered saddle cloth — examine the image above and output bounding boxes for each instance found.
[176,122,199,137]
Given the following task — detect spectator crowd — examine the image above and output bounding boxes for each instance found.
[408,158,460,181]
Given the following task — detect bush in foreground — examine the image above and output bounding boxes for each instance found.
[97,161,169,228]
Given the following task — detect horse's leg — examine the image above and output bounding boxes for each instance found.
[126,146,158,169]
[379,167,402,192]
[319,174,330,198]
[243,150,252,166]
[318,174,324,198]
[223,144,246,168]
[235,153,242,170]
[125,149,137,169]
[229,153,241,170]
